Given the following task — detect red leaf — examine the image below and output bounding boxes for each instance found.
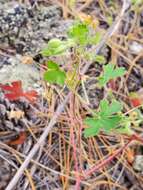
[129,92,142,107]
[130,98,142,107]
[23,90,38,103]
[0,80,38,103]
[7,132,27,145]
[0,81,22,93]
[4,93,21,101]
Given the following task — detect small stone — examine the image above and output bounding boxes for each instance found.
[133,155,143,173]
[21,55,33,65]
[129,41,143,55]
[0,104,6,116]
[4,120,14,130]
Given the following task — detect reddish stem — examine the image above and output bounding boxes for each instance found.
[69,95,81,190]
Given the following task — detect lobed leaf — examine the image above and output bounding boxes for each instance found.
[98,63,126,86]
[84,118,101,137]
[67,22,89,45]
[0,81,38,103]
[101,116,122,131]
[44,70,66,86]
[44,60,66,86]
[41,39,68,56]
[108,100,123,115]
[84,99,123,138]
[47,60,59,70]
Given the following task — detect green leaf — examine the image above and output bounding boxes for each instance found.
[44,60,66,86]
[84,117,99,128]
[67,22,89,45]
[111,67,126,78]
[84,125,100,137]
[98,63,126,86]
[47,39,63,48]
[41,39,68,56]
[101,116,122,131]
[84,99,124,138]
[108,100,123,115]
[47,61,59,70]
[100,99,122,117]
[44,70,66,86]
[84,118,101,137]
[100,99,109,115]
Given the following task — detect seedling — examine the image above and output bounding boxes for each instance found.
[68,22,89,45]
[39,8,143,190]
[41,21,133,139]
[41,21,104,87]
[41,38,75,57]
[84,99,133,137]
[98,63,126,86]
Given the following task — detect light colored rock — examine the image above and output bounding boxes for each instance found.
[129,41,143,54]
[133,155,143,173]
[0,55,41,91]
